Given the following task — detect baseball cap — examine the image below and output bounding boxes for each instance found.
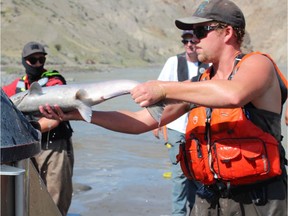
[175,0,245,30]
[22,41,47,58]
[181,30,194,38]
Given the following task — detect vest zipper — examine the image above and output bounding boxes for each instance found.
[205,108,218,179]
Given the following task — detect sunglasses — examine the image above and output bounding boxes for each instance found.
[181,39,194,44]
[192,25,219,39]
[27,56,46,65]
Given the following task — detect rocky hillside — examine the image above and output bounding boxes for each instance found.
[1,0,287,72]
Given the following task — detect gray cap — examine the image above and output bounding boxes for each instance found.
[181,30,194,38]
[22,41,47,58]
[175,0,245,30]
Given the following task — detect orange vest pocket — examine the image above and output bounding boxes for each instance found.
[178,138,215,184]
[211,138,281,185]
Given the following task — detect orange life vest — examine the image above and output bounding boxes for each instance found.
[177,52,285,186]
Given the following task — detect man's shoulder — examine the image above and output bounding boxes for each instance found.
[239,52,272,65]
[161,56,178,70]
[237,52,276,75]
[43,69,62,76]
[166,55,178,63]
[44,70,66,86]
[46,77,65,86]
[46,75,65,86]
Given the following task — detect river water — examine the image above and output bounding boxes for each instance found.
[65,67,174,216]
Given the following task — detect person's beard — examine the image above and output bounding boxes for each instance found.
[22,58,45,84]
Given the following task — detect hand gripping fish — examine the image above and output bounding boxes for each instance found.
[10,79,139,122]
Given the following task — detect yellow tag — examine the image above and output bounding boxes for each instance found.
[162,171,172,179]
[165,143,172,149]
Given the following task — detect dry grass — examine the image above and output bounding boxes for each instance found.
[1,0,287,70]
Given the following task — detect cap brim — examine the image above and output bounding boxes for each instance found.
[175,16,213,30]
[23,52,47,58]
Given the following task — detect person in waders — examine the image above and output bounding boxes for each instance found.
[153,30,208,216]
[2,41,74,216]
[39,1,287,215]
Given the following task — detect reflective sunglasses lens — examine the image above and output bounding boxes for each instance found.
[182,39,194,44]
[194,27,207,39]
[38,57,46,64]
[28,57,37,64]
[27,57,46,65]
[194,25,219,39]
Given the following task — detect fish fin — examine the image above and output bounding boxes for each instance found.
[76,89,93,104]
[29,82,43,95]
[76,89,93,122]
[78,103,92,122]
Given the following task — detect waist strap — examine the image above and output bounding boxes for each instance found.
[205,176,283,199]
[41,137,72,151]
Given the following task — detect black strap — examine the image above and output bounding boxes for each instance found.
[177,53,209,82]
[192,62,210,82]
[228,53,246,80]
[275,72,287,105]
[177,53,189,81]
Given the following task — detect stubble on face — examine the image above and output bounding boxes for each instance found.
[197,52,208,63]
